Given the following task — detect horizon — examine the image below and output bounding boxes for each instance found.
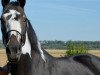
[0,0,100,41]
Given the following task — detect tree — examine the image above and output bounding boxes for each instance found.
[66,41,88,56]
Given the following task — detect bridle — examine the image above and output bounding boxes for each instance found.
[6,30,25,46]
[0,3,28,47]
[0,17,28,47]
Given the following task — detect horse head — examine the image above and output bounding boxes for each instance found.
[1,0,27,63]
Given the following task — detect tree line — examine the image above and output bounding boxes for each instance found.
[41,40,100,50]
[0,40,100,50]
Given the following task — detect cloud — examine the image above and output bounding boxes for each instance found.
[33,2,99,16]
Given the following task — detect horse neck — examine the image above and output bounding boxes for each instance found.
[10,53,45,75]
[27,20,38,51]
[27,20,46,61]
[10,54,32,75]
[22,20,42,58]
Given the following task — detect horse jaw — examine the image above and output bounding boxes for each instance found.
[22,31,31,57]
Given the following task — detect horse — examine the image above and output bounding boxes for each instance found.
[0,0,100,75]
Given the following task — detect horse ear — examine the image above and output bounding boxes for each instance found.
[1,0,10,8]
[17,0,26,8]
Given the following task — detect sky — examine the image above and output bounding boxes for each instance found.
[0,0,100,41]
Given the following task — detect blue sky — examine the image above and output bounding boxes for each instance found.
[0,0,100,41]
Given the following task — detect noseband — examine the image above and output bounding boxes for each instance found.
[6,30,25,46]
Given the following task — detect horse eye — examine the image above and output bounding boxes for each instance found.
[23,18,26,22]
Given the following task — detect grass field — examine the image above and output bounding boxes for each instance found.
[0,49,100,67]
[47,49,100,57]
[0,49,7,67]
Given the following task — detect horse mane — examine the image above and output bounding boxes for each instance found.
[27,19,41,53]
[26,19,56,61]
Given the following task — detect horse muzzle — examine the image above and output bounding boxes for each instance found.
[6,34,22,63]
